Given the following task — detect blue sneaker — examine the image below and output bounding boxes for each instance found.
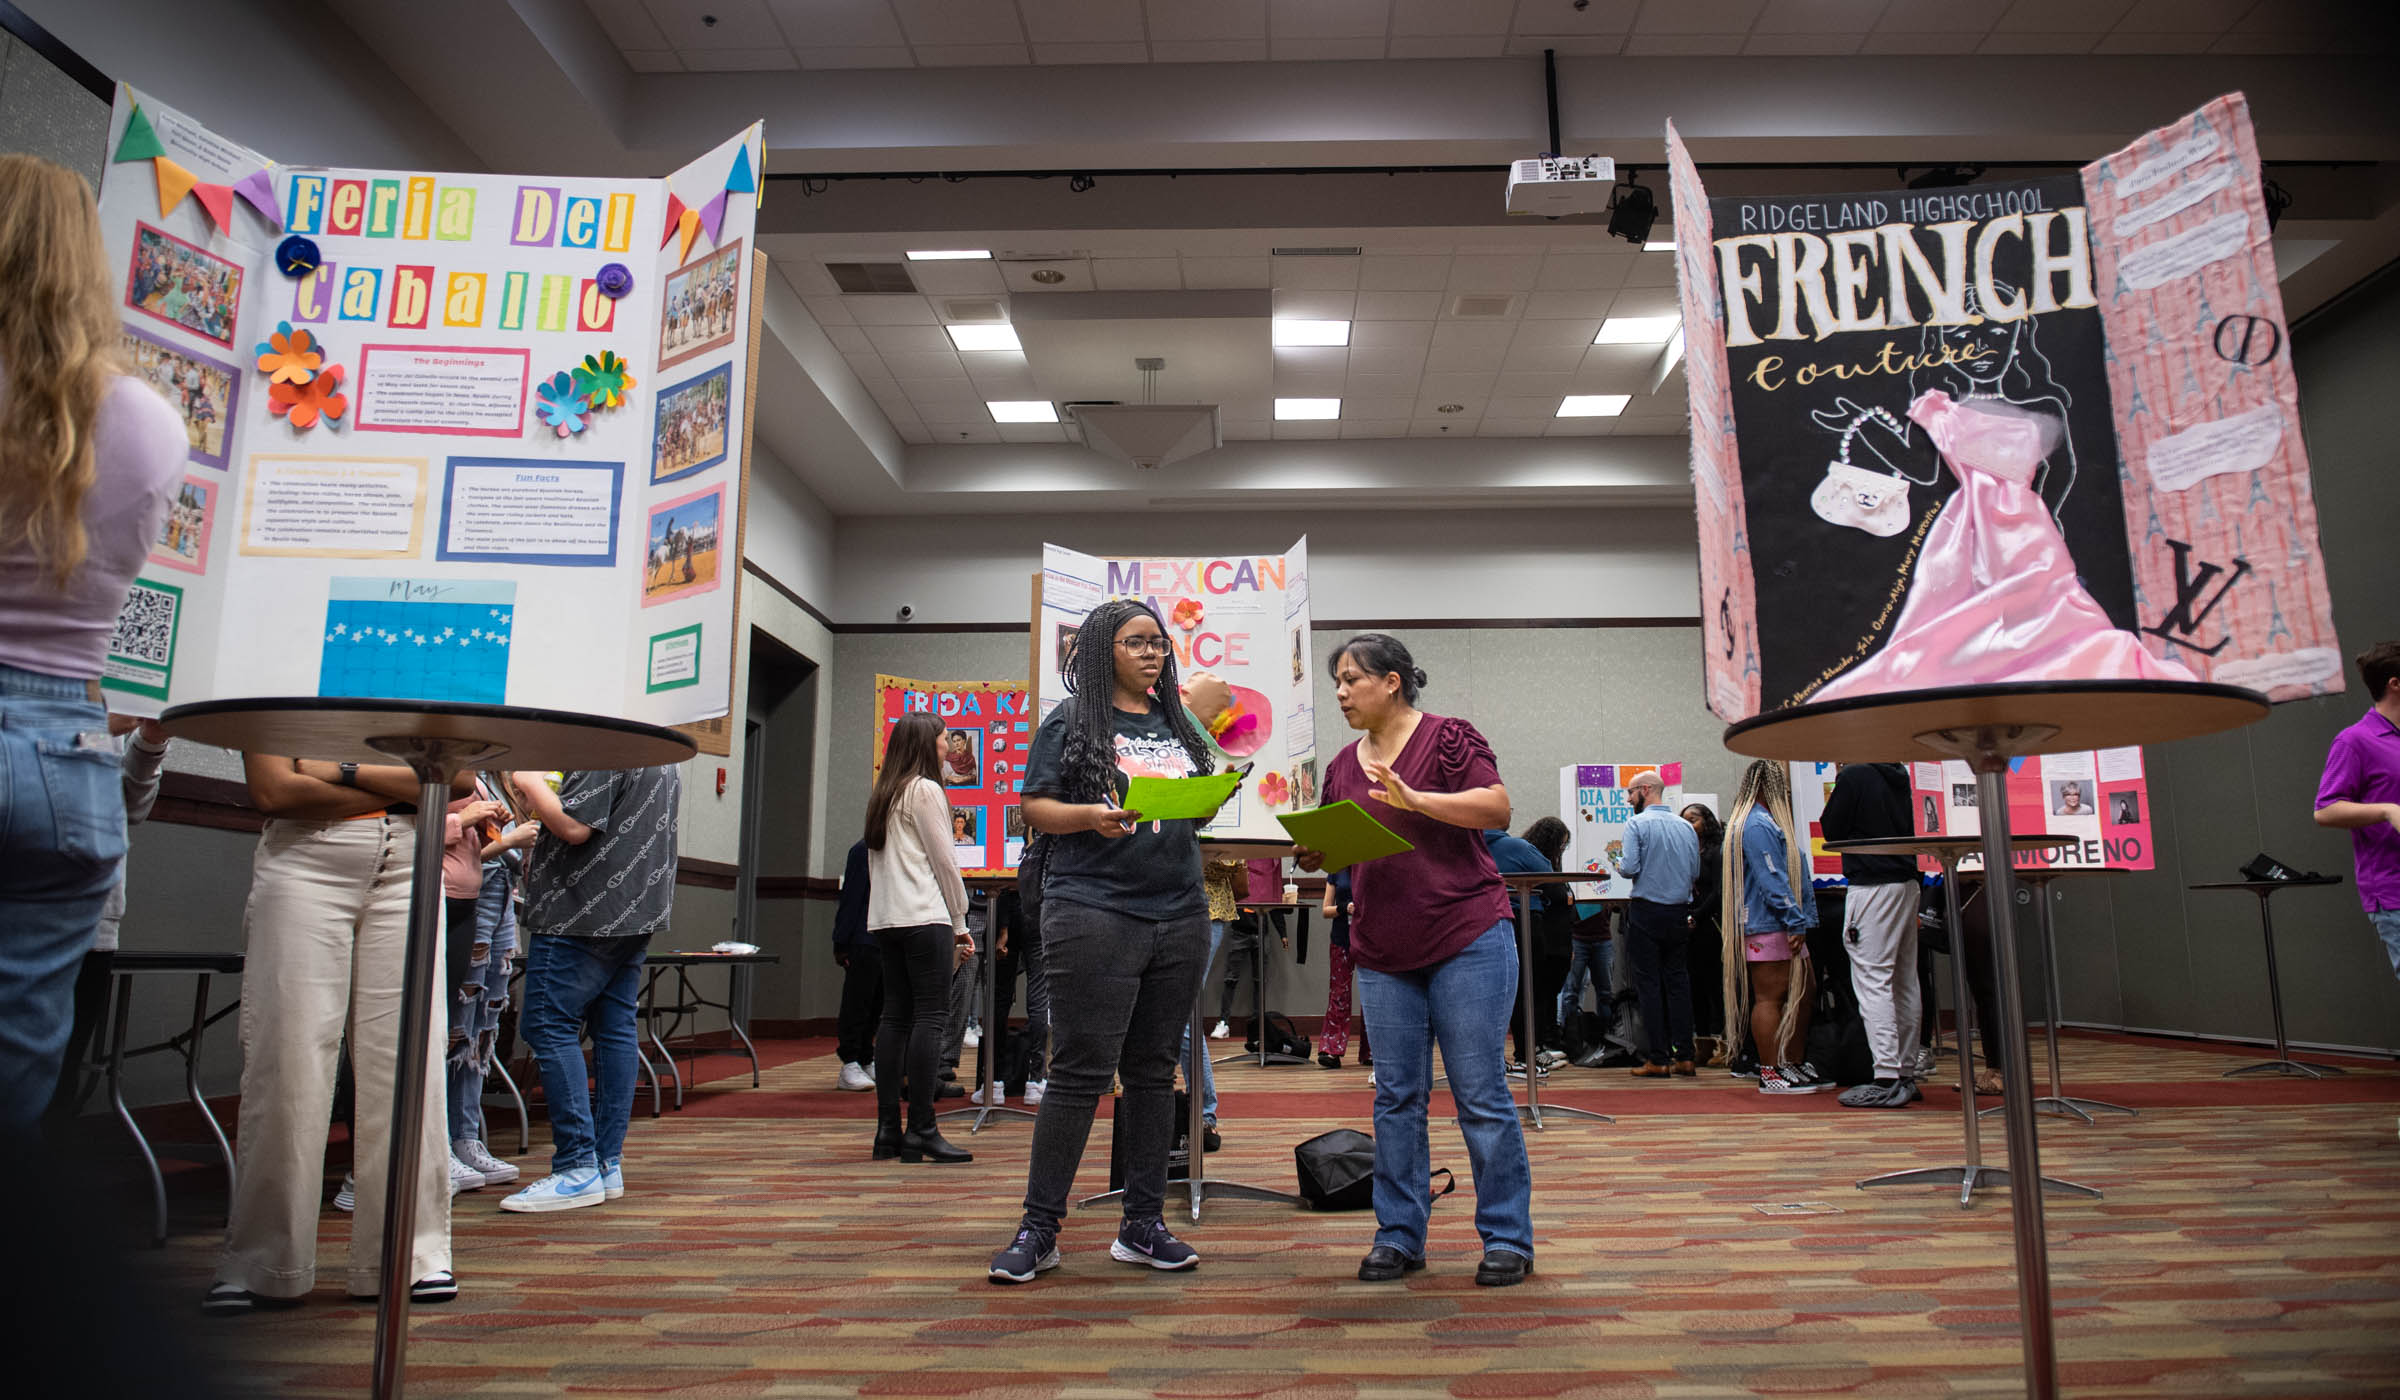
[1110,1216,1199,1271]
[601,1160,624,1201]
[499,1166,604,1213]
[988,1223,1060,1284]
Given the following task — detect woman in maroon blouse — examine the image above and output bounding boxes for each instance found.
[1298,634,1533,1287]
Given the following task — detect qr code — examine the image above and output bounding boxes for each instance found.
[109,583,179,667]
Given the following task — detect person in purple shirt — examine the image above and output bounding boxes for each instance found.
[1297,634,1533,1288]
[2314,641,2400,979]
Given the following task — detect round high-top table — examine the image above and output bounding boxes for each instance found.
[160,699,694,1400]
[1500,871,1611,1128]
[2188,875,2347,1078]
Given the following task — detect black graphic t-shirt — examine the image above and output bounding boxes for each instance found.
[1022,697,1206,922]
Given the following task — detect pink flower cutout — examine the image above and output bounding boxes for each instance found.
[1170,597,1205,631]
[1258,771,1291,809]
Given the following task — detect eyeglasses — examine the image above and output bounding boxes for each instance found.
[1115,636,1172,656]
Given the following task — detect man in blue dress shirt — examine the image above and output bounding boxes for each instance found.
[1616,771,1701,1077]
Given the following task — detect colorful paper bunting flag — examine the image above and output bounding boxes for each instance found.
[191,181,235,233]
[724,144,755,194]
[154,157,199,217]
[696,189,728,246]
[660,193,687,249]
[233,169,281,229]
[113,105,164,163]
[675,204,702,262]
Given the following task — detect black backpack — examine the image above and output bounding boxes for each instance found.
[1294,1128,1454,1211]
[1261,1011,1310,1061]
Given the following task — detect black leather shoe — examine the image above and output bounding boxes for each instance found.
[1357,1245,1425,1282]
[936,1082,965,1100]
[872,1109,903,1160]
[1474,1250,1532,1287]
[900,1127,973,1164]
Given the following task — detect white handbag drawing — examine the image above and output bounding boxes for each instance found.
[1810,460,1911,536]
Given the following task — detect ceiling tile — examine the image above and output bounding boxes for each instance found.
[1018,0,1147,44]
[960,348,1033,378]
[1535,253,1632,291]
[1352,321,1435,350]
[1272,256,1363,290]
[680,47,799,69]
[1873,0,1993,33]
[1346,351,1427,381]
[822,324,874,352]
[1977,30,2098,53]
[1341,420,1411,438]
[1272,289,1357,319]
[1512,0,1642,35]
[1478,417,1549,437]
[1417,371,1496,400]
[1392,0,1513,35]
[642,0,783,47]
[1181,256,1273,288]
[802,295,856,325]
[998,423,1070,442]
[1358,254,1452,291]
[1272,371,1346,398]
[1447,253,1543,291]
[1343,373,1421,398]
[1752,0,1886,32]
[589,0,673,48]
[1990,0,2135,31]
[1547,417,1617,436]
[863,323,954,355]
[1273,420,1342,439]
[1269,0,1390,39]
[889,0,1024,43]
[1408,419,1479,437]
[843,351,890,379]
[1091,257,1183,289]
[1512,317,1604,347]
[1625,32,1746,53]
[1485,396,1556,419]
[1270,36,1388,59]
[1633,0,1766,33]
[1503,34,1626,54]
[1619,256,1679,289]
[844,295,937,324]
[1275,346,1351,377]
[2089,30,2217,52]
[2118,0,2250,27]
[905,261,1008,295]
[1031,41,1153,62]
[915,43,1034,64]
[1522,290,1617,320]
[1388,34,1506,55]
[1426,345,1508,375]
[765,0,906,46]
[622,49,686,70]
[1430,321,1514,352]
[1148,0,1266,42]
[1606,287,1680,317]
[885,351,969,380]
[924,422,1003,443]
[1493,369,1580,396]
[1580,344,1663,382]
[797,45,918,66]
[1741,31,1863,53]
[1222,420,1272,440]
[1353,289,1443,320]
[1343,396,1415,419]
[1500,346,1583,376]
[1149,38,1270,60]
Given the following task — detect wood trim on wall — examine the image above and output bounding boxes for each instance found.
[757,875,840,899]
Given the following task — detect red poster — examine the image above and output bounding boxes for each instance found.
[874,675,1031,877]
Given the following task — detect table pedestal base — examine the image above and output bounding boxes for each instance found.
[940,919,1036,1133]
[2225,1058,2345,1079]
[1079,999,1300,1222]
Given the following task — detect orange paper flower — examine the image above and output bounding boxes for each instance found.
[254,322,323,385]
[1258,771,1291,809]
[1170,597,1205,631]
[269,364,347,430]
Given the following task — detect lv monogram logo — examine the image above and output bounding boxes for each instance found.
[2141,539,2251,656]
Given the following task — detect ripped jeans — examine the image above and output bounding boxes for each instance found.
[446,863,517,1144]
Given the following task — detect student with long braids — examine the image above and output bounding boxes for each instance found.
[988,598,1225,1284]
[1720,759,1831,1095]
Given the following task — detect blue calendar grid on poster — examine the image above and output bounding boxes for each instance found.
[320,577,516,704]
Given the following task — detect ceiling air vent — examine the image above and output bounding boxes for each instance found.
[825,262,917,294]
[1271,246,1363,257]
[942,298,1006,323]
[1450,293,1519,319]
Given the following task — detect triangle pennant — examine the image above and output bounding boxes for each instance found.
[233,168,281,229]
[661,193,687,249]
[724,144,755,194]
[675,205,702,263]
[697,189,728,245]
[113,104,165,163]
[191,181,235,233]
[154,157,200,217]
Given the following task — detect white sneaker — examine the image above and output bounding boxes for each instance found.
[1022,1079,1046,1106]
[500,1167,605,1213]
[971,1082,1006,1106]
[449,1155,487,1194]
[963,1022,982,1048]
[1210,1021,1231,1040]
[601,1160,624,1201]
[837,1061,875,1092]
[455,1138,518,1185]
[1367,1069,1377,1088]
[333,1172,356,1212]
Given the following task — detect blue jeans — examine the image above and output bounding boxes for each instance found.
[520,933,647,1173]
[2371,908,2400,979]
[1555,937,1613,1031]
[0,666,123,1134]
[447,865,518,1143]
[1357,920,1533,1261]
[1177,919,1229,1122]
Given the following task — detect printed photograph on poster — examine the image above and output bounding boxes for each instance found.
[149,474,215,576]
[240,454,426,558]
[1296,758,1319,807]
[646,623,701,693]
[2049,779,2092,816]
[437,457,621,567]
[1289,627,1304,684]
[642,485,722,605]
[121,325,238,469]
[1951,782,1976,808]
[321,577,514,705]
[124,222,240,348]
[1055,622,1081,672]
[354,345,531,437]
[1004,805,1027,862]
[950,805,983,852]
[103,578,182,700]
[939,728,982,787]
[651,363,730,484]
[1922,794,1941,833]
[2111,791,2141,825]
[657,237,742,370]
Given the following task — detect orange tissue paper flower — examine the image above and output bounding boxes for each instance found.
[1170,597,1205,631]
[269,364,347,430]
[254,321,322,385]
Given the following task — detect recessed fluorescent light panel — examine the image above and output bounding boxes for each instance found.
[1557,395,1630,417]
[1275,398,1342,420]
[907,250,991,260]
[1594,316,1679,344]
[945,323,1021,352]
[1272,319,1351,347]
[986,400,1058,423]
[1643,239,1675,252]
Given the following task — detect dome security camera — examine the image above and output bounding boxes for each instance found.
[897,604,916,622]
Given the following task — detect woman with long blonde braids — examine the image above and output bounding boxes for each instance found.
[1719,759,1831,1095]
[0,155,187,1132]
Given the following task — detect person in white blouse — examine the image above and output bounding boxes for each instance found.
[865,714,978,1164]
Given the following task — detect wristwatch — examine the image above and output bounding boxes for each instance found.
[337,761,359,788]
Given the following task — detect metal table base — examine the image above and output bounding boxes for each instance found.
[1502,877,1609,1129]
[1080,990,1301,1221]
[2190,877,2348,1079]
[1980,870,2134,1125]
[940,892,1035,1133]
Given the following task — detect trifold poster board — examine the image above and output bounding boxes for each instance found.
[1558,763,1684,899]
[872,676,1032,877]
[1794,754,2156,881]
[1037,541,1314,842]
[1669,93,2342,721]
[94,86,763,747]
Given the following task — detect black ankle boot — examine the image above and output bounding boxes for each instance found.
[873,1108,903,1161]
[901,1124,973,1164]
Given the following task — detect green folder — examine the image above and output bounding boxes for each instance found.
[1122,770,1246,822]
[1276,801,1414,872]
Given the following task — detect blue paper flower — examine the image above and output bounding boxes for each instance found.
[534,371,589,437]
[596,262,634,298]
[275,235,321,278]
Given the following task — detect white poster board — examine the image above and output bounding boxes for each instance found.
[1038,540,1314,841]
[95,86,761,731]
[1558,762,1685,899]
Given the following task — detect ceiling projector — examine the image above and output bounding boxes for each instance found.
[1505,155,1616,216]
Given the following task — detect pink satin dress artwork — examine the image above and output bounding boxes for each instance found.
[1812,390,2196,702]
